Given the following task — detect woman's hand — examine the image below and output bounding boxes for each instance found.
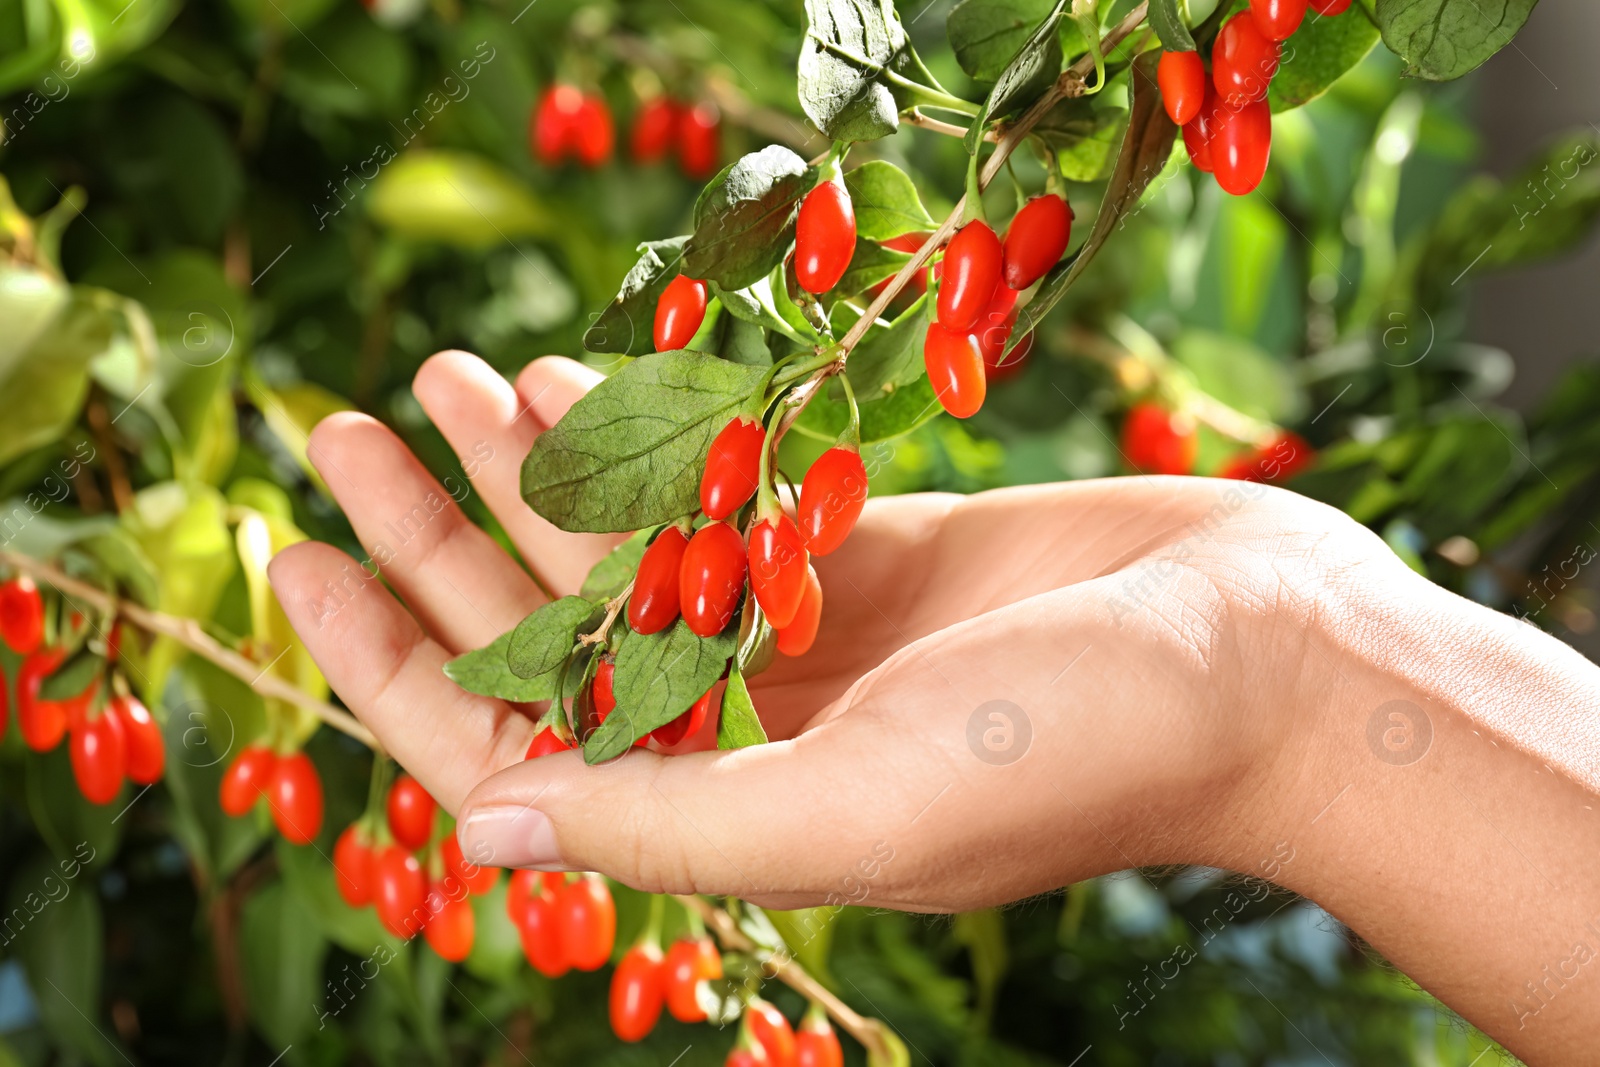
[272,351,1600,1061]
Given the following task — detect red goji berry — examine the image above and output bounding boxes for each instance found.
[628,525,690,634]
[109,694,164,785]
[655,274,709,352]
[776,566,822,658]
[664,936,724,1022]
[1212,97,1272,196]
[799,447,869,557]
[1158,50,1207,126]
[69,711,126,806]
[652,687,714,748]
[631,97,679,163]
[924,320,987,419]
[387,773,436,851]
[1001,194,1072,291]
[749,512,809,628]
[1249,0,1307,40]
[268,751,324,845]
[424,880,476,962]
[220,743,277,817]
[678,101,722,179]
[795,180,857,294]
[1121,402,1199,475]
[557,876,616,971]
[701,416,765,519]
[374,844,428,939]
[1212,13,1279,104]
[610,942,666,1042]
[0,576,44,654]
[937,220,1002,331]
[680,521,748,637]
[334,824,376,907]
[532,85,584,165]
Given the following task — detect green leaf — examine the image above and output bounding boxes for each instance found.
[446,628,557,701]
[798,0,914,142]
[980,0,1066,126]
[1374,0,1539,81]
[712,275,819,345]
[1147,0,1195,50]
[508,596,601,681]
[586,620,736,763]
[844,294,932,399]
[11,854,121,1067]
[844,161,938,240]
[796,372,944,443]
[584,236,690,357]
[1008,51,1177,353]
[947,0,1059,80]
[685,146,815,290]
[580,528,653,600]
[835,239,913,297]
[366,150,553,247]
[717,669,768,749]
[715,310,779,366]
[239,881,330,1048]
[521,351,768,533]
[1035,97,1127,181]
[1269,6,1381,112]
[38,648,102,700]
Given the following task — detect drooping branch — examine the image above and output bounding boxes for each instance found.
[0,548,379,749]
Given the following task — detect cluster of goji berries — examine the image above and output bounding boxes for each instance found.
[927,195,1072,417]
[1119,400,1314,482]
[531,86,721,177]
[1160,0,1353,196]
[0,578,165,806]
[219,741,325,844]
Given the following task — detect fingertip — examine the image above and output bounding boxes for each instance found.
[306,410,386,483]
[514,357,602,428]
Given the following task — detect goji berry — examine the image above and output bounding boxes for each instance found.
[1212,12,1279,104]
[655,274,709,352]
[1249,0,1307,41]
[680,521,748,637]
[1182,82,1223,173]
[374,844,428,939]
[334,824,376,907]
[387,773,436,851]
[1001,194,1072,291]
[1309,0,1351,13]
[664,937,723,1023]
[749,512,809,627]
[609,942,666,1042]
[573,93,614,167]
[526,726,575,759]
[628,525,690,634]
[924,320,987,419]
[1158,50,1207,126]
[268,751,324,845]
[652,687,713,748]
[69,710,126,806]
[795,1012,843,1067]
[799,447,869,557]
[109,694,164,785]
[1212,97,1272,196]
[532,85,584,166]
[424,880,476,962]
[795,180,857,295]
[678,101,722,179]
[1217,430,1314,482]
[557,876,616,971]
[1121,402,1199,475]
[747,1000,798,1067]
[0,576,43,654]
[937,220,1002,331]
[776,566,822,658]
[631,97,679,163]
[220,743,277,817]
[701,416,765,519]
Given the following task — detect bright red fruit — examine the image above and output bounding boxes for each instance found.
[0,577,44,654]
[374,845,428,939]
[678,101,722,179]
[924,321,987,419]
[424,882,476,962]
[727,1050,768,1067]
[1309,0,1351,13]
[1250,0,1307,40]
[557,876,616,971]
[652,687,713,748]
[610,942,666,1042]
[937,220,1002,331]
[799,447,869,557]
[701,416,765,519]
[16,650,68,753]
[795,181,857,294]
[978,287,1033,381]
[1213,13,1279,104]
[0,663,8,742]
[655,274,709,352]
[1158,50,1207,126]
[1213,97,1273,196]
[748,1000,798,1067]
[109,695,164,785]
[532,85,584,165]
[268,752,324,845]
[680,521,748,637]
[593,655,618,716]
[776,566,822,658]
[631,97,679,163]
[1002,195,1072,291]
[387,773,437,851]
[220,743,277,817]
[1182,83,1223,172]
[795,1014,844,1067]
[749,514,809,628]
[1218,430,1315,482]
[1121,402,1199,475]
[514,882,569,977]
[526,726,575,759]
[70,712,126,806]
[628,525,690,634]
[665,937,723,1022]
[573,94,615,167]
[442,828,500,894]
[334,824,376,907]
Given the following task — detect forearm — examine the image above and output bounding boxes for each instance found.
[1225,565,1600,1061]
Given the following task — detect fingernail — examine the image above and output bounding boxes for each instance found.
[459,806,570,871]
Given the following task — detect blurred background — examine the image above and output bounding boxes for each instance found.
[0,0,1597,1063]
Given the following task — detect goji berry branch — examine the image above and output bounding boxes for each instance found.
[0,547,380,749]
[836,1,1151,359]
[679,894,899,1062]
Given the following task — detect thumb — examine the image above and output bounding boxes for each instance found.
[453,707,903,910]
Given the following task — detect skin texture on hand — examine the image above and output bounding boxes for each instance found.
[270,352,1600,1061]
